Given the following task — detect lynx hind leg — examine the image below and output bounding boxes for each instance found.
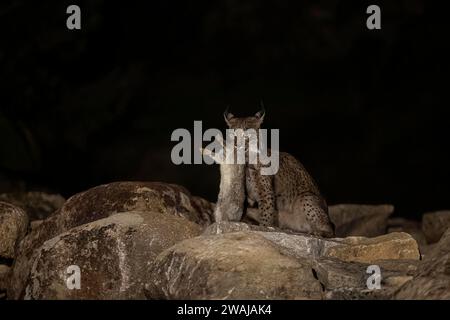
[294,194,334,238]
[254,172,278,227]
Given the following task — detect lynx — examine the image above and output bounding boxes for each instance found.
[221,107,335,237]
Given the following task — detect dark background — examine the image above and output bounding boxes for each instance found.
[0,0,449,219]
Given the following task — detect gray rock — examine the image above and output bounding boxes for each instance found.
[146,223,422,300]
[318,258,419,300]
[146,231,324,299]
[0,192,65,221]
[203,221,275,235]
[329,204,394,237]
[24,210,202,299]
[394,228,450,299]
[0,201,28,259]
[203,222,342,259]
[422,210,450,243]
[312,258,367,291]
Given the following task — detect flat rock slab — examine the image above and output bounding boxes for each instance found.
[324,232,420,264]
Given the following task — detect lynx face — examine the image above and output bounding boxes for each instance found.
[224,110,265,130]
[224,110,265,153]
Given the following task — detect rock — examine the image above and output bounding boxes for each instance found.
[30,220,43,231]
[314,258,419,300]
[203,221,276,235]
[418,243,436,258]
[55,181,213,231]
[256,231,340,259]
[8,181,214,299]
[203,222,342,259]
[394,228,450,299]
[312,258,367,291]
[422,210,450,243]
[201,222,421,298]
[0,264,11,290]
[383,276,413,287]
[323,232,420,264]
[24,210,201,299]
[387,217,427,247]
[0,202,28,259]
[0,192,65,221]
[146,231,324,299]
[329,204,394,237]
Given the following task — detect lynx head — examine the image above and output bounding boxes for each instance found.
[223,103,265,156]
[223,103,265,130]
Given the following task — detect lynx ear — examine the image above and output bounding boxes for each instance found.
[224,106,234,126]
[255,101,265,122]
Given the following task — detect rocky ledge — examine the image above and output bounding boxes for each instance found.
[0,182,449,300]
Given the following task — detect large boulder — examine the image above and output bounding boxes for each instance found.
[0,192,65,221]
[8,182,213,299]
[23,210,201,299]
[394,228,450,299]
[146,222,422,300]
[0,202,28,259]
[329,204,394,237]
[324,232,420,264]
[422,210,450,243]
[145,231,324,299]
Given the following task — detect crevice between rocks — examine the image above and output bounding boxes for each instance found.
[311,267,326,292]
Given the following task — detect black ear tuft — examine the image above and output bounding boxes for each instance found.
[224,105,234,125]
[255,100,265,121]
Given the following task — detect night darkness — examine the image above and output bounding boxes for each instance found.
[1,0,449,220]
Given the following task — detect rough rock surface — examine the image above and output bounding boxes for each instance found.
[387,217,427,247]
[0,202,28,259]
[26,182,213,255]
[24,211,201,299]
[0,264,10,291]
[324,232,420,264]
[146,231,325,299]
[421,210,450,243]
[203,221,276,235]
[394,228,450,299]
[146,222,421,300]
[329,204,394,237]
[8,182,213,299]
[0,192,65,221]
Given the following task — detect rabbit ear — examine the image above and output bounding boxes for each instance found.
[255,100,265,121]
[224,106,234,126]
